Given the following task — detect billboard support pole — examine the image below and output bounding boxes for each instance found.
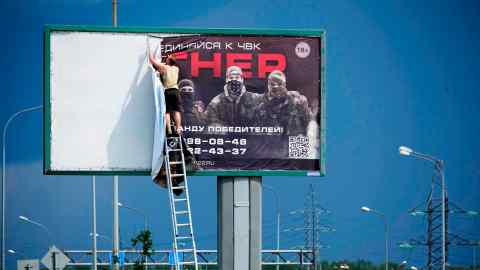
[111,2,120,270]
[91,176,97,270]
[218,176,262,270]
[113,176,120,270]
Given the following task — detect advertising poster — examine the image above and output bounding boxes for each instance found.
[153,35,322,172]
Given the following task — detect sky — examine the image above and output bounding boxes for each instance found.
[1,0,480,269]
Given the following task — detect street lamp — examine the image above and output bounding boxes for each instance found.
[117,202,148,230]
[7,249,26,258]
[399,242,414,250]
[90,233,112,242]
[399,146,413,156]
[2,105,43,270]
[396,260,408,270]
[410,210,427,217]
[361,206,389,270]
[361,206,371,212]
[18,216,54,246]
[399,145,446,270]
[263,185,280,270]
[90,232,127,248]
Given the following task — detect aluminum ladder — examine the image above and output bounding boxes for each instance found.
[165,134,199,270]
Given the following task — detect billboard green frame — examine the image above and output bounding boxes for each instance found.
[43,25,326,177]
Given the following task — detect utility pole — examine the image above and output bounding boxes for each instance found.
[425,175,448,270]
[402,184,448,270]
[401,183,479,270]
[304,184,333,270]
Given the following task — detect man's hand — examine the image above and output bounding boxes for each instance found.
[149,53,166,74]
[148,52,155,65]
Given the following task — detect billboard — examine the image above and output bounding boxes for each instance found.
[44,25,325,176]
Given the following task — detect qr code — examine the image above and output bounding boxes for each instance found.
[289,135,310,158]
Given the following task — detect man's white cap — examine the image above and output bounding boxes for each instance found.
[226,65,243,79]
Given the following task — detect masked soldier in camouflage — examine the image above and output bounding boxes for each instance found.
[256,70,311,136]
[179,79,205,126]
[248,70,311,159]
[204,66,261,127]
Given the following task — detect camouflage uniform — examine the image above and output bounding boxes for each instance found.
[251,91,311,158]
[205,89,261,127]
[256,91,310,136]
[205,66,262,127]
[253,70,311,158]
[186,100,206,126]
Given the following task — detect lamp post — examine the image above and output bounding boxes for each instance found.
[399,146,446,270]
[117,202,149,269]
[2,105,43,270]
[361,206,389,270]
[263,185,280,270]
[118,202,148,230]
[18,216,54,246]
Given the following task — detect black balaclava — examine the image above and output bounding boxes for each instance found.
[179,79,195,113]
[225,66,244,98]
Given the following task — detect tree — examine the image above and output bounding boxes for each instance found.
[131,230,154,270]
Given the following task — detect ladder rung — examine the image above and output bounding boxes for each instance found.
[176,236,192,240]
[172,185,185,190]
[177,223,191,227]
[179,261,196,265]
[171,174,184,177]
[175,210,188,215]
[169,161,183,165]
[174,198,187,202]
[177,249,194,253]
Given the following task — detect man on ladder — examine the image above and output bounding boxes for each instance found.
[149,50,196,191]
[149,47,199,270]
[149,53,182,135]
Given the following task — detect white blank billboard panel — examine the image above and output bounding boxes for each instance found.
[48,31,164,173]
